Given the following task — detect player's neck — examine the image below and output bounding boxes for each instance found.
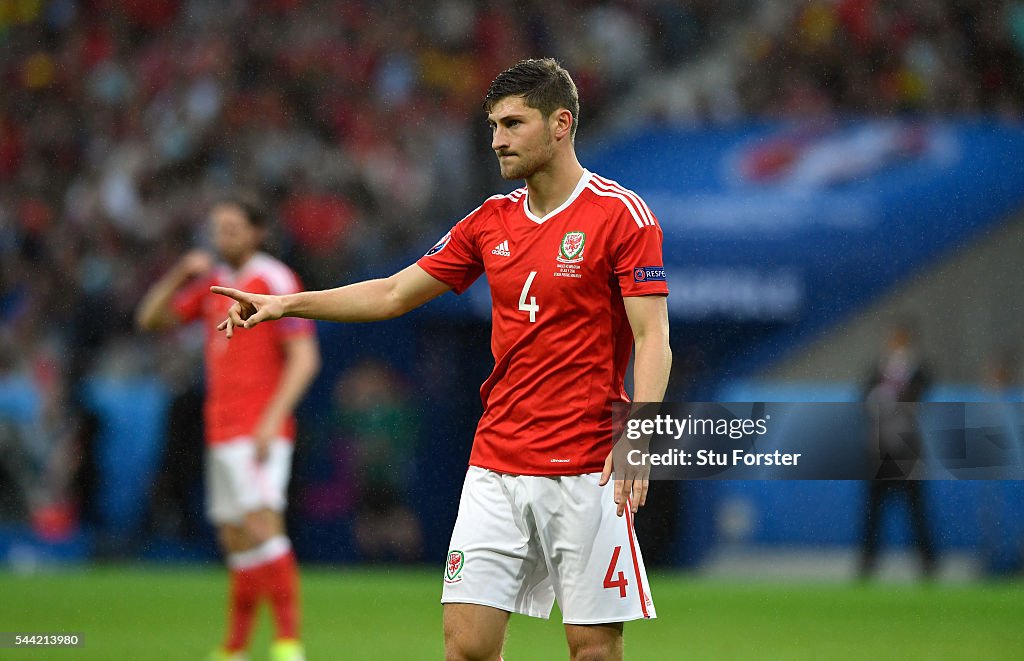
[224,249,258,272]
[524,153,585,218]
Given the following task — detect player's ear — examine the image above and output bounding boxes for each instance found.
[552,108,573,142]
[254,225,270,251]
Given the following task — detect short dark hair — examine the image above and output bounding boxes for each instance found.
[215,190,267,228]
[483,58,580,140]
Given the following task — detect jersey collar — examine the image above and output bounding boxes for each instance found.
[522,169,592,224]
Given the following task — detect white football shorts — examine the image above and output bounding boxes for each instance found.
[441,466,656,624]
[206,436,293,524]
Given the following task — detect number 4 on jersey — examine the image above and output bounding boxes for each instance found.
[603,545,629,598]
[518,271,539,322]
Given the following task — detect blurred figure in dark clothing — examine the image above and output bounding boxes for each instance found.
[333,359,423,563]
[144,345,206,542]
[859,318,937,579]
[66,407,101,530]
[147,385,205,541]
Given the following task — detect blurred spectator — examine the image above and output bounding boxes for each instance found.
[279,178,358,289]
[979,347,1024,574]
[0,327,100,539]
[0,420,31,520]
[0,342,34,519]
[333,359,422,563]
[37,404,100,542]
[859,318,937,579]
[145,345,205,543]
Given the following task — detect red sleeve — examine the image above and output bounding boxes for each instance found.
[416,206,486,295]
[170,277,211,323]
[613,211,669,298]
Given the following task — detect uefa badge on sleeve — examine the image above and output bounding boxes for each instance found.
[557,231,586,263]
[633,266,666,282]
[444,550,465,584]
[426,231,452,256]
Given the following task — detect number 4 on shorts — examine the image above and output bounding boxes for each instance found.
[603,545,628,598]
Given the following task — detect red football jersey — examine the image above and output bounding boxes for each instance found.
[418,170,668,475]
[172,252,315,445]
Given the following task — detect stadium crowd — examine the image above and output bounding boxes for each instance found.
[1,0,1022,542]
[739,0,1024,117]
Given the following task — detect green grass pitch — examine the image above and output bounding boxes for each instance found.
[0,567,1021,659]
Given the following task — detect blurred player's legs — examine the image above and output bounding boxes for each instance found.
[208,437,303,660]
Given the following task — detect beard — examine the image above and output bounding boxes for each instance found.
[498,156,536,180]
[496,134,555,180]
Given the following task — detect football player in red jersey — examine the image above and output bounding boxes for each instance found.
[137,194,320,661]
[214,60,671,661]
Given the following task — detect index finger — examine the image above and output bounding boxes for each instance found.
[210,285,246,301]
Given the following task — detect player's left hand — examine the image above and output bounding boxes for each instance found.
[600,450,649,517]
[252,419,277,463]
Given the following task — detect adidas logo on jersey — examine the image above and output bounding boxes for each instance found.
[491,240,511,257]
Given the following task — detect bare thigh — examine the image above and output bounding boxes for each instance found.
[443,603,509,661]
[564,622,624,661]
[217,508,284,554]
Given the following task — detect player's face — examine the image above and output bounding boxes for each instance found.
[488,95,556,180]
[210,203,262,266]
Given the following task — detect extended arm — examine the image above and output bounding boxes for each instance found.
[213,264,452,337]
[601,294,672,516]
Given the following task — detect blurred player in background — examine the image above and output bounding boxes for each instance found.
[213,59,670,660]
[136,194,320,661]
